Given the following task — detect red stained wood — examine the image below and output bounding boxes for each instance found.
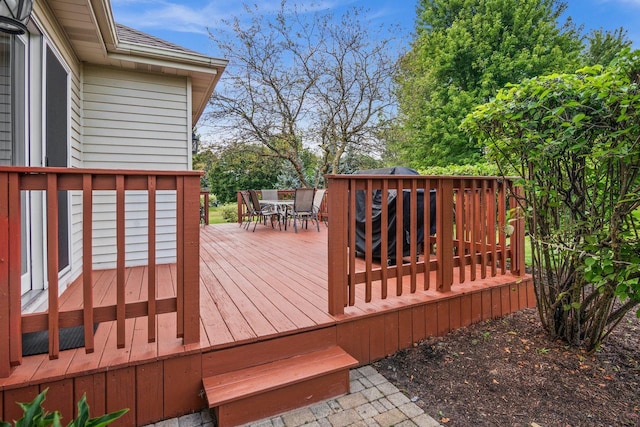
[436,301,450,336]
[412,305,426,343]
[526,279,536,308]
[398,309,413,349]
[471,292,482,324]
[500,286,512,316]
[449,298,461,331]
[82,174,95,352]
[424,303,438,338]
[491,287,502,319]
[46,173,60,359]
[0,172,10,377]
[73,373,106,419]
[368,315,387,361]
[214,370,350,427]
[460,294,472,327]
[147,176,157,342]
[136,361,163,425]
[203,346,357,409]
[3,386,39,423]
[383,312,399,357]
[40,379,73,422]
[106,367,136,427]
[116,175,126,349]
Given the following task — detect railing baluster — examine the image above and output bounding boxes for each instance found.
[364,179,373,302]
[348,179,357,306]
[46,173,60,359]
[455,183,465,284]
[409,179,418,293]
[82,174,95,353]
[498,180,507,275]
[480,180,488,279]
[395,178,404,295]
[380,180,389,297]
[148,175,157,342]
[422,179,431,291]
[176,175,185,338]
[489,180,498,276]
[116,174,126,348]
[470,180,478,281]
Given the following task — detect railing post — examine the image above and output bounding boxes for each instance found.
[0,172,13,377]
[436,178,454,292]
[181,174,201,344]
[327,176,347,315]
[237,191,243,225]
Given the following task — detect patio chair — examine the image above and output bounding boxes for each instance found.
[240,190,257,230]
[312,188,327,227]
[249,189,282,231]
[261,189,279,201]
[287,188,319,232]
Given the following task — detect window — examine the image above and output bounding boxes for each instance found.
[0,33,28,278]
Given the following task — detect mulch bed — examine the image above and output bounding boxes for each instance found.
[373,307,640,426]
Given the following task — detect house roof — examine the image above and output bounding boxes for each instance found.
[36,0,227,125]
[115,24,202,56]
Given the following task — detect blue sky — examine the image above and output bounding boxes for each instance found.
[111,0,640,57]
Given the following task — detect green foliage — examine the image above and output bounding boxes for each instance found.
[206,144,285,204]
[462,49,640,351]
[582,27,632,67]
[1,389,127,427]
[393,0,583,168]
[219,204,238,223]
[418,163,500,176]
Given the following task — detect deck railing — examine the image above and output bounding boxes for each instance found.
[325,174,525,315]
[0,167,202,378]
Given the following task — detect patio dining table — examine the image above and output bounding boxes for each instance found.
[259,199,294,228]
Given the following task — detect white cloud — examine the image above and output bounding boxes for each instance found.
[111,0,367,35]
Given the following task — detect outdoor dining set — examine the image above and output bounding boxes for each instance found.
[240,188,327,232]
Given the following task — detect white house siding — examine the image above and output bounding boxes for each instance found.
[82,65,190,269]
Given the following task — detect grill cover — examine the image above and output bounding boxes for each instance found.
[353,167,436,263]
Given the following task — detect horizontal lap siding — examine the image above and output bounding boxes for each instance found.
[82,66,190,269]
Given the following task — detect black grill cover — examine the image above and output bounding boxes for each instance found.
[354,167,436,263]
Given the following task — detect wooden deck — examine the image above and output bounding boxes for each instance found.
[0,222,533,425]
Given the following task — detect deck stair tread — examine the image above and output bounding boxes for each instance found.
[203,346,358,408]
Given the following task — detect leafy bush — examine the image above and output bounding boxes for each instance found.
[220,204,238,223]
[463,49,640,351]
[0,388,127,427]
[418,163,501,177]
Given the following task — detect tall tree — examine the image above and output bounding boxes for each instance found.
[393,0,582,168]
[582,27,632,66]
[206,2,399,187]
[206,144,284,204]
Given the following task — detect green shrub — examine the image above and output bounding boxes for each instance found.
[418,163,501,177]
[220,204,238,223]
[0,388,128,427]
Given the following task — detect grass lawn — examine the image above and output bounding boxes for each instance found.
[207,203,237,224]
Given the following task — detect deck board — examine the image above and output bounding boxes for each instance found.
[1,222,528,389]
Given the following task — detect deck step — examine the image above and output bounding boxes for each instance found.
[203,346,358,426]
